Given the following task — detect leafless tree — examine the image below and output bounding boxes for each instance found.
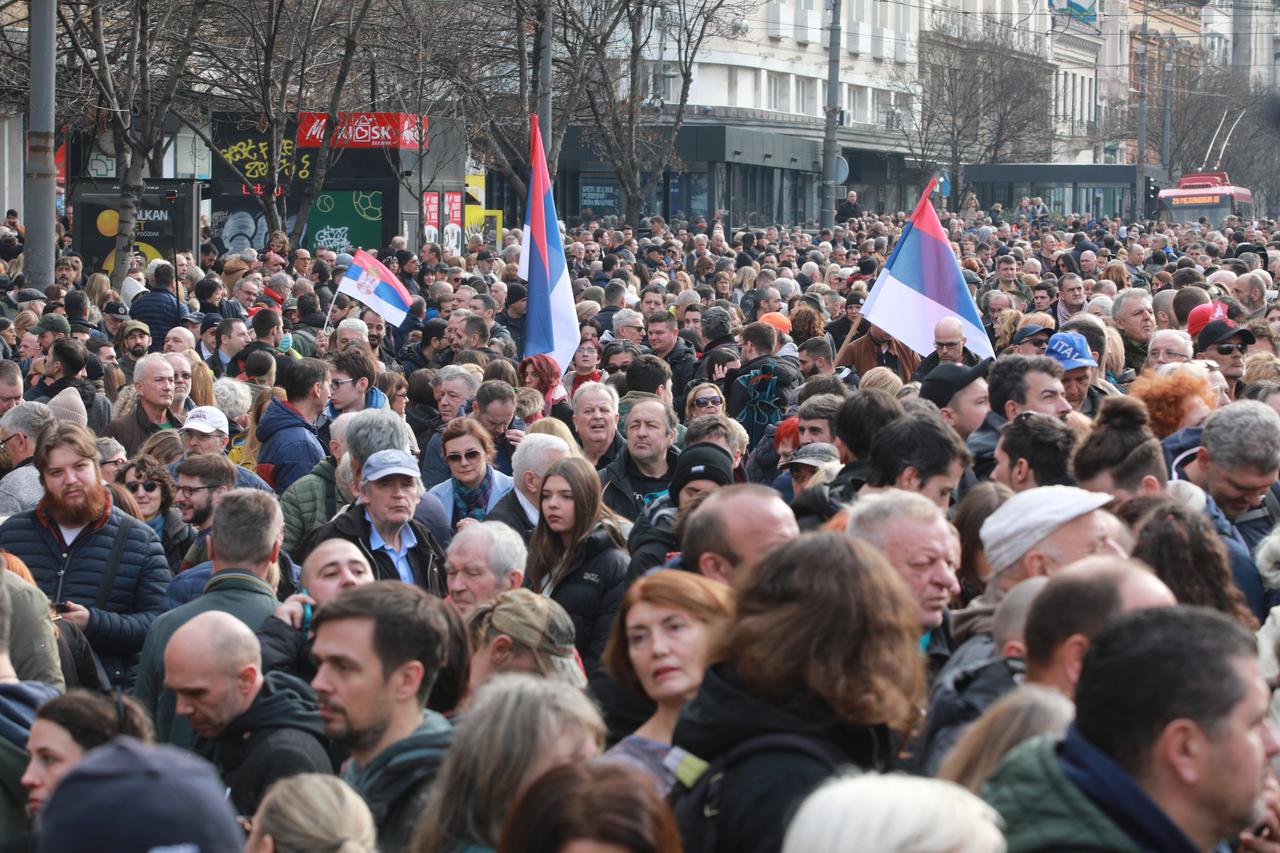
[58,0,210,284]
[575,0,747,224]
[890,12,1054,203]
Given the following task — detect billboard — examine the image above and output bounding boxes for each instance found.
[296,113,428,150]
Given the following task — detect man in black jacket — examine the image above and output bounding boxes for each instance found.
[299,449,446,597]
[166,610,332,817]
[600,398,679,522]
[486,432,572,543]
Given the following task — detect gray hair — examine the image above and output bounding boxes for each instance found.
[845,489,945,552]
[572,380,619,412]
[95,437,127,462]
[267,271,293,292]
[213,378,253,422]
[133,352,172,385]
[433,364,481,395]
[1148,329,1193,358]
[336,318,368,340]
[448,522,528,582]
[612,308,643,333]
[329,412,357,457]
[0,402,54,441]
[345,409,412,470]
[211,489,283,568]
[1201,400,1280,472]
[512,433,571,484]
[1110,288,1151,321]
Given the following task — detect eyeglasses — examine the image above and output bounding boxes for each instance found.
[934,340,963,350]
[694,395,723,408]
[604,363,628,374]
[1149,350,1190,363]
[1215,342,1249,355]
[1024,338,1050,350]
[446,449,483,464]
[330,377,356,390]
[0,433,16,453]
[127,480,159,494]
[175,484,213,497]
[101,457,126,469]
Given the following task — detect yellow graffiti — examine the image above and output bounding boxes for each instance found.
[219,138,311,183]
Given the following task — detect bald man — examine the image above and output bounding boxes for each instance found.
[165,611,331,817]
[133,489,285,746]
[913,315,980,381]
[257,539,375,681]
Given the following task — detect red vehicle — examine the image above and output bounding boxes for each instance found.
[1157,172,1253,225]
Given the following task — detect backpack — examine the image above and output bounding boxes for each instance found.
[669,733,840,853]
[733,359,783,451]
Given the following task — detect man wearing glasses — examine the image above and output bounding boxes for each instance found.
[0,401,55,514]
[1146,329,1194,370]
[1195,319,1255,401]
[912,316,980,381]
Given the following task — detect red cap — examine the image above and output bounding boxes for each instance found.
[1187,301,1229,339]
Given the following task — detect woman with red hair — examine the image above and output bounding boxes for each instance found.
[1128,364,1218,439]
[521,354,573,423]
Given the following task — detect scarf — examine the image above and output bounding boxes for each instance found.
[452,469,493,524]
[1056,298,1076,327]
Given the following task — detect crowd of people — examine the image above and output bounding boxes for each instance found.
[0,198,1278,852]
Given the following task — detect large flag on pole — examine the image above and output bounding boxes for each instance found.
[335,249,413,327]
[519,116,578,371]
[861,178,995,360]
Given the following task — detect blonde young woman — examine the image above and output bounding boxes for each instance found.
[245,774,376,853]
[411,675,605,853]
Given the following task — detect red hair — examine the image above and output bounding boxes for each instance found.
[773,416,799,451]
[520,354,562,402]
[1129,369,1216,439]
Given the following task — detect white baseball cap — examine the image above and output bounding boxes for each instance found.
[182,406,229,435]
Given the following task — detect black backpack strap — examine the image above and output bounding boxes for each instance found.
[95,517,135,611]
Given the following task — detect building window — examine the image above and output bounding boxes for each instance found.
[796,77,816,115]
[767,72,789,112]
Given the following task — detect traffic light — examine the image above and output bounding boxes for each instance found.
[1144,177,1160,219]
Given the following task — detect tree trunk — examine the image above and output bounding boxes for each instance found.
[112,145,146,287]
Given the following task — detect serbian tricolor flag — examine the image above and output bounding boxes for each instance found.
[862,178,995,360]
[336,249,413,327]
[518,116,578,371]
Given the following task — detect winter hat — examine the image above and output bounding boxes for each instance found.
[39,737,242,853]
[506,283,529,304]
[47,386,87,427]
[758,312,792,336]
[668,443,735,507]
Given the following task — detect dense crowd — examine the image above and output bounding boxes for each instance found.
[0,196,1277,852]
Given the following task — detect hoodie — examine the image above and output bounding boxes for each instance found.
[257,397,325,494]
[344,711,453,853]
[672,665,893,853]
[196,671,332,817]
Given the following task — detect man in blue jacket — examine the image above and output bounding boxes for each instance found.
[257,357,330,494]
[128,262,188,353]
[0,423,171,688]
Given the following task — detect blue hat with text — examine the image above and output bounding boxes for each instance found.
[1046,331,1097,371]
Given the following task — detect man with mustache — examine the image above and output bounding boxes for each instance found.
[0,423,171,687]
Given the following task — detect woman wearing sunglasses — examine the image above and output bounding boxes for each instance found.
[118,456,194,573]
[684,382,725,421]
[427,418,514,531]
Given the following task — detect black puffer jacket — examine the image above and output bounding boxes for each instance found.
[537,523,628,673]
[0,501,171,687]
[671,664,895,853]
[663,336,699,399]
[599,447,679,523]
